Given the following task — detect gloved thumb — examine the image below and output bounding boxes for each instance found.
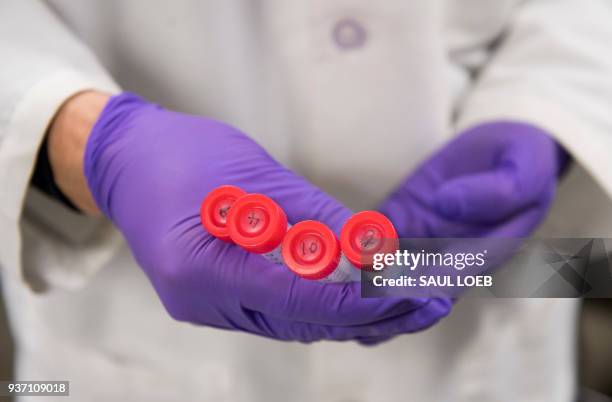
[245,167,352,234]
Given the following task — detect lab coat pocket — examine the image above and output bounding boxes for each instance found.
[19,189,123,292]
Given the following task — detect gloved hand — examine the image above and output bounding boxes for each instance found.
[379,121,568,239]
[84,92,451,343]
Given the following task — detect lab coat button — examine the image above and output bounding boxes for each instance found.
[332,19,367,50]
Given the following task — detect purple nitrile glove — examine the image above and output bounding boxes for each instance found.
[379,121,569,239]
[84,92,451,343]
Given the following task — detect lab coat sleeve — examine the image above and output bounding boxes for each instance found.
[0,0,119,282]
[455,0,612,199]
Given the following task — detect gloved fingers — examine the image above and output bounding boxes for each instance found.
[483,127,559,204]
[377,184,477,237]
[239,252,434,326]
[485,192,554,238]
[247,298,452,342]
[432,168,529,223]
[377,185,433,237]
[434,169,555,224]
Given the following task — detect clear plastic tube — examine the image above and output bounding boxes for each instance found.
[259,242,285,265]
[201,187,399,281]
[201,187,287,264]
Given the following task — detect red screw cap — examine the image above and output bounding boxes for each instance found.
[200,185,247,242]
[340,211,399,268]
[281,221,341,280]
[227,193,288,254]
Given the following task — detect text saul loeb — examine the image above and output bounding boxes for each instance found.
[371,275,493,288]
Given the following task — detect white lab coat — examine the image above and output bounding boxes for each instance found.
[2,0,612,401]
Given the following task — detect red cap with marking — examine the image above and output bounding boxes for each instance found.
[340,211,399,268]
[227,193,288,254]
[281,221,341,280]
[200,185,247,242]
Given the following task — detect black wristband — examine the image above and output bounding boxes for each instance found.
[31,137,80,212]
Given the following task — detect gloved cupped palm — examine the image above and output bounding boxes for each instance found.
[379,121,567,239]
[84,93,451,343]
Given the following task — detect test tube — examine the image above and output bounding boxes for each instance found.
[200,185,247,241]
[340,211,399,269]
[227,193,288,264]
[281,220,359,282]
